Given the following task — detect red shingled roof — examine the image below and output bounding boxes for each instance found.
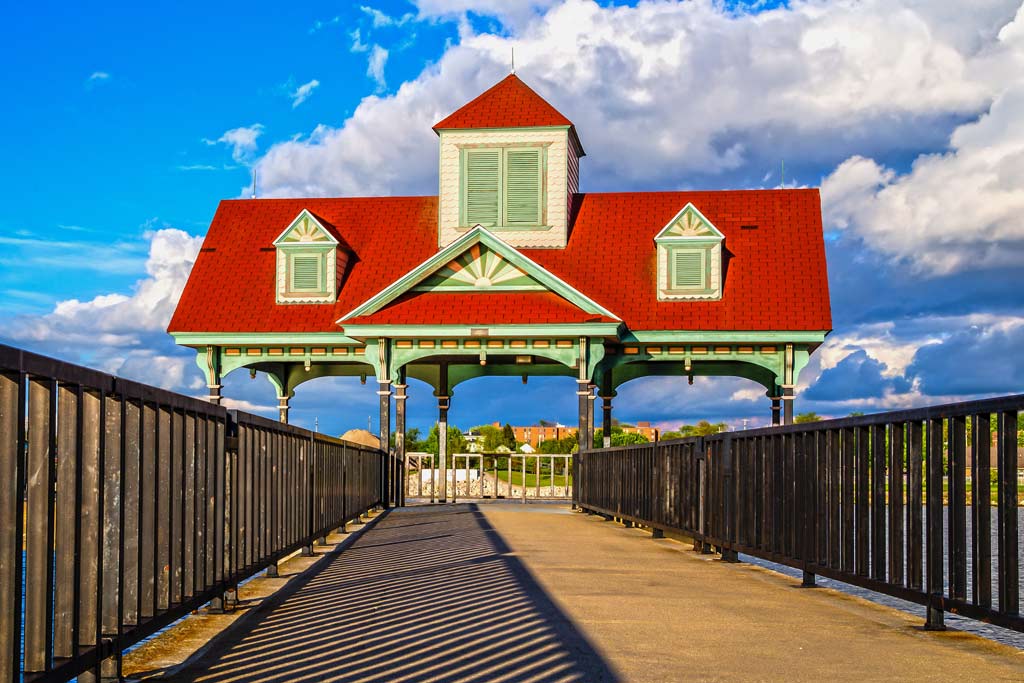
[168,190,831,335]
[433,74,574,131]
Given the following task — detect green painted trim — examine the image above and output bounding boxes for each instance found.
[458,145,548,230]
[622,331,829,343]
[654,237,722,245]
[608,360,779,393]
[339,323,623,338]
[410,284,548,293]
[452,224,553,233]
[171,333,362,345]
[389,341,582,381]
[337,226,621,321]
[437,126,571,134]
[287,251,328,294]
[667,245,714,294]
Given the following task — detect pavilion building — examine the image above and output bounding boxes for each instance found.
[168,74,832,504]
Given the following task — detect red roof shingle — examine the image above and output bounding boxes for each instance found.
[167,190,832,335]
[433,74,574,131]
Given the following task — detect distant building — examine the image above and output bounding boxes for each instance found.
[495,421,659,448]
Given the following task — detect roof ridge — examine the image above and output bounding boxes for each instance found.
[433,73,573,132]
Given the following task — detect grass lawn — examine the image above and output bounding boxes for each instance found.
[495,470,572,488]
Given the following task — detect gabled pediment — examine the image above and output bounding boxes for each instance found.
[655,203,724,242]
[339,226,619,322]
[273,209,339,246]
[415,243,545,292]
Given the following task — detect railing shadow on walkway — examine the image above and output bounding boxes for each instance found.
[151,504,620,683]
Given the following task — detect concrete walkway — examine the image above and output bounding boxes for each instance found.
[157,504,1024,682]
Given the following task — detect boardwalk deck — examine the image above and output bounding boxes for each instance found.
[150,504,1023,682]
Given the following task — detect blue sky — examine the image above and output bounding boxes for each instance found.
[2,0,1023,437]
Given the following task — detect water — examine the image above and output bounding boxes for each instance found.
[741,506,1024,649]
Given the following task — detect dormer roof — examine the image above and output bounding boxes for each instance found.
[433,75,583,153]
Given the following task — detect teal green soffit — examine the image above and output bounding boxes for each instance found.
[337,226,620,322]
[622,330,829,344]
[171,332,362,346]
[340,323,623,339]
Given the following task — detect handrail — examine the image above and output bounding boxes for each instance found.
[0,343,386,683]
[576,395,1024,633]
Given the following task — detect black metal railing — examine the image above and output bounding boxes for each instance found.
[0,344,385,683]
[575,394,1023,633]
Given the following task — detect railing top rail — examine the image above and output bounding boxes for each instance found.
[579,392,1024,454]
[230,409,386,452]
[0,342,227,417]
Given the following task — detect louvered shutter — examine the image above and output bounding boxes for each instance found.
[504,149,542,225]
[672,250,704,289]
[291,254,322,291]
[465,149,501,226]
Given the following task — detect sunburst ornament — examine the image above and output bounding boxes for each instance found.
[278,212,332,243]
[664,207,716,237]
[418,244,539,291]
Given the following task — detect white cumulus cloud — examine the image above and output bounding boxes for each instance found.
[1,229,204,389]
[205,124,265,163]
[252,0,1019,200]
[367,45,389,92]
[290,79,321,108]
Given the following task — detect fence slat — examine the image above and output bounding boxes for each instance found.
[0,370,26,683]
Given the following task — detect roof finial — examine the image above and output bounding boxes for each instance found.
[511,47,515,75]
[780,160,785,189]
[251,168,257,199]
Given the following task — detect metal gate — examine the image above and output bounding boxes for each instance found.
[405,453,573,502]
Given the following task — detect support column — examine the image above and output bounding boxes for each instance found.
[771,397,782,426]
[277,395,289,424]
[205,345,222,406]
[782,388,795,425]
[602,396,613,448]
[576,380,590,452]
[438,395,449,504]
[395,373,407,508]
[587,384,597,452]
[782,343,796,426]
[378,378,392,507]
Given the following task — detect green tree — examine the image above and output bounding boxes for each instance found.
[794,412,823,423]
[390,426,424,450]
[538,432,578,454]
[471,424,504,451]
[594,426,650,446]
[423,424,467,456]
[675,420,727,437]
[502,423,517,449]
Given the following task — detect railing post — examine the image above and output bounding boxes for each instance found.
[698,438,712,553]
[721,435,739,562]
[924,418,945,630]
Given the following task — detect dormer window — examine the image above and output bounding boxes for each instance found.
[461,146,545,229]
[655,204,724,301]
[273,209,343,304]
